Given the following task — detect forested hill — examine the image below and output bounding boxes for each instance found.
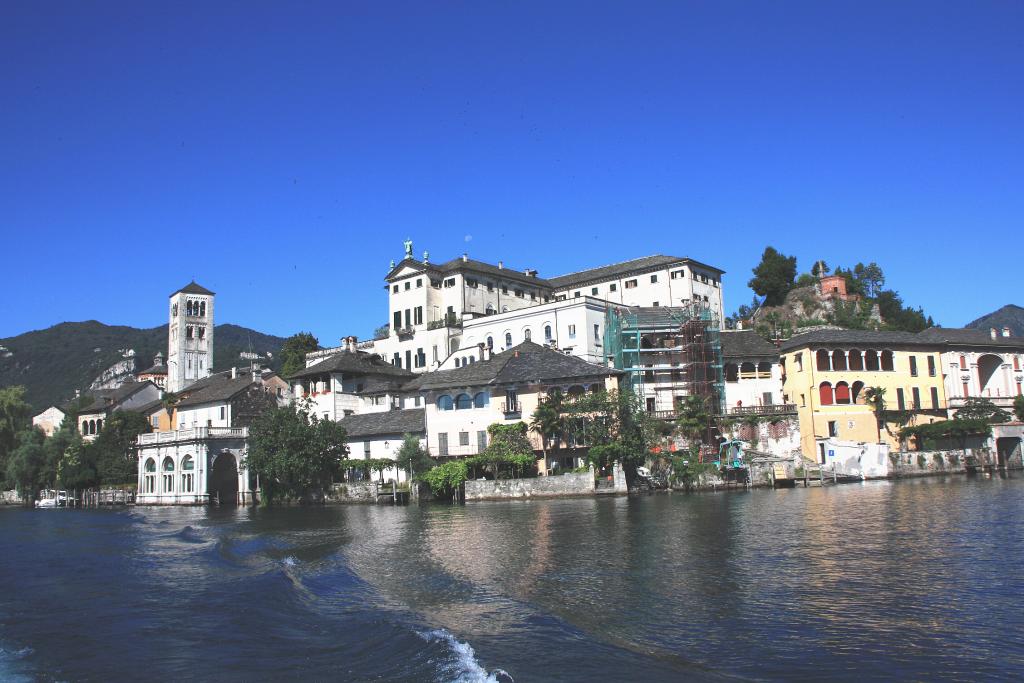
[966,305,1024,338]
[0,321,286,412]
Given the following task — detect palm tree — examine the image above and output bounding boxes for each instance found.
[863,386,886,444]
[530,393,564,471]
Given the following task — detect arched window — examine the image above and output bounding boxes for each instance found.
[881,350,894,372]
[473,392,489,408]
[200,302,206,317]
[455,393,472,410]
[757,361,772,378]
[848,349,864,371]
[544,325,552,341]
[181,456,195,494]
[851,381,865,404]
[832,350,848,371]
[144,458,156,494]
[524,328,532,341]
[567,385,586,398]
[725,363,738,383]
[740,362,756,378]
[835,381,851,404]
[145,458,156,472]
[486,336,493,350]
[96,419,102,433]
[161,456,175,493]
[819,382,834,405]
[88,419,96,435]
[816,349,831,371]
[163,457,175,472]
[82,420,88,433]
[455,358,461,368]
[437,395,454,411]
[865,350,880,371]
[486,304,495,315]
[505,332,512,347]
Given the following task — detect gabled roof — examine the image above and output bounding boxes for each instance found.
[172,281,215,297]
[138,363,168,376]
[720,330,779,359]
[288,351,416,381]
[916,327,1024,349]
[417,341,619,390]
[176,375,261,408]
[64,381,158,414]
[384,257,553,288]
[339,408,425,438]
[779,329,938,353]
[548,255,724,290]
[358,376,418,395]
[134,398,166,416]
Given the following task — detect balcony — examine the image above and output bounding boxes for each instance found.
[137,426,248,446]
[949,396,1016,409]
[501,402,521,418]
[728,404,797,417]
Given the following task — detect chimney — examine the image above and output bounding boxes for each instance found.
[1002,326,1011,338]
[736,321,744,330]
[477,342,489,362]
[498,261,503,269]
[462,253,468,262]
[231,367,238,379]
[252,365,260,383]
[990,328,998,340]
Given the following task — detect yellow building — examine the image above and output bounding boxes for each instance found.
[780,330,948,461]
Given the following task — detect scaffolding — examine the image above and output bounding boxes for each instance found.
[605,302,724,462]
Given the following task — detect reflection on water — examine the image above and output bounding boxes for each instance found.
[1,475,1023,681]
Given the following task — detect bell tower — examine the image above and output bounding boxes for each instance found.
[168,281,215,393]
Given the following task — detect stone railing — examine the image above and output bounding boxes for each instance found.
[137,426,248,446]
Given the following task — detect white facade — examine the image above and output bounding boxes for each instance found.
[940,346,1024,415]
[32,406,66,437]
[552,260,724,318]
[136,428,252,505]
[168,284,214,393]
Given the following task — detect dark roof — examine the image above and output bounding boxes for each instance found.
[779,329,938,352]
[720,330,779,359]
[134,399,166,416]
[288,351,416,381]
[916,327,1024,349]
[548,255,724,290]
[172,281,215,296]
[176,375,259,408]
[418,341,619,390]
[138,363,168,376]
[64,381,157,413]
[358,376,417,395]
[384,257,552,288]
[339,409,425,438]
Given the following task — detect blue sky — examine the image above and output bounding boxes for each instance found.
[1,1,1021,343]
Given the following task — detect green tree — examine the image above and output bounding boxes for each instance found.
[363,458,397,483]
[876,290,929,333]
[89,411,152,485]
[280,332,322,378]
[472,422,536,479]
[1014,395,1024,423]
[421,460,468,501]
[748,247,797,307]
[5,428,46,504]
[0,386,33,488]
[810,260,830,277]
[676,394,712,457]
[395,433,434,480]
[954,397,1011,424]
[244,403,348,504]
[56,437,96,490]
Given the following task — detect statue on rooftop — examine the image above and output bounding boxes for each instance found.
[404,238,413,258]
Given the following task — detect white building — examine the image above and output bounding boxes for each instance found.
[32,406,66,438]
[167,281,215,393]
[338,408,426,484]
[720,330,786,414]
[349,242,725,375]
[136,369,277,505]
[917,327,1024,416]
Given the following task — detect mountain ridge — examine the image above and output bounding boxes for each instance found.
[0,320,287,412]
[965,304,1024,338]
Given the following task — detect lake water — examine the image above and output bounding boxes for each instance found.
[2,475,1023,682]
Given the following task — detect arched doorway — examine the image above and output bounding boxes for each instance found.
[209,452,238,505]
[977,354,1005,397]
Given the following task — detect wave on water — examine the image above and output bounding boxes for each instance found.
[418,629,513,683]
[0,644,35,683]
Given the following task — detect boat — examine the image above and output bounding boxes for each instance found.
[35,489,67,508]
